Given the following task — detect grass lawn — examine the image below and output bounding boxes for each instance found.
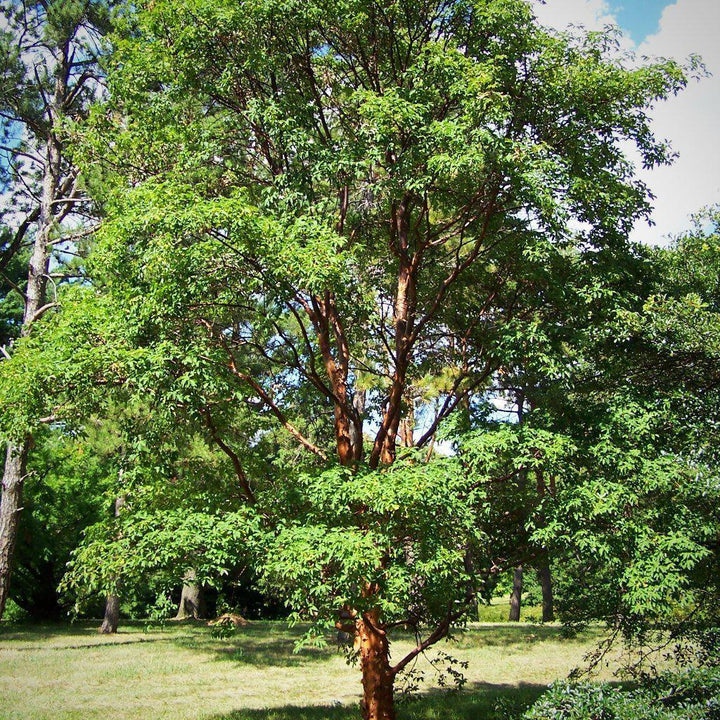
[0,616,619,720]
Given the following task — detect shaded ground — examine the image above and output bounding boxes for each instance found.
[0,620,613,720]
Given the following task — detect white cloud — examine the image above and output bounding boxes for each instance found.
[531,0,720,245]
[632,0,720,244]
[532,0,616,32]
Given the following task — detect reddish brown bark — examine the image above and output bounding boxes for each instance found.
[334,405,355,466]
[357,612,396,720]
[202,408,256,504]
[371,248,417,467]
[306,291,365,466]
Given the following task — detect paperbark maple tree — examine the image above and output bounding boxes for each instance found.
[12,0,693,717]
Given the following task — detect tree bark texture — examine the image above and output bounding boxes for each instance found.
[306,293,364,466]
[0,135,60,620]
[508,565,523,622]
[399,394,415,448]
[99,594,120,634]
[0,443,30,618]
[357,612,396,720]
[98,495,125,633]
[537,557,555,622]
[175,570,206,619]
[371,246,417,468]
[349,389,366,458]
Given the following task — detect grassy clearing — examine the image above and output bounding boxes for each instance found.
[0,619,617,720]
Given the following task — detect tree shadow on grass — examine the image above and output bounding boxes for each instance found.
[204,682,548,720]
[5,636,170,651]
[0,620,189,648]
[171,621,605,670]
[205,639,334,667]
[0,620,339,664]
[0,620,85,640]
[171,622,338,668]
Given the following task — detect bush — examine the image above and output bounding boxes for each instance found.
[2,599,30,623]
[524,668,720,720]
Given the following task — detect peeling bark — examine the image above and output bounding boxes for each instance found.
[371,247,417,468]
[399,394,415,448]
[357,612,396,720]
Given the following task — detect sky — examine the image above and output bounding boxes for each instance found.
[2,2,717,246]
[534,0,720,245]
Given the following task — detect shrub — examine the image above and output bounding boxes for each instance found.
[524,667,720,720]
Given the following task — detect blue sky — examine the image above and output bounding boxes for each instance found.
[608,0,673,43]
[536,0,720,245]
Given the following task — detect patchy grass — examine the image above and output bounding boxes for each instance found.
[0,619,616,720]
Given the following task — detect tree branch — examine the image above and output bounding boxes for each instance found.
[29,301,58,325]
[0,206,41,273]
[391,600,471,676]
[230,363,329,462]
[201,408,256,505]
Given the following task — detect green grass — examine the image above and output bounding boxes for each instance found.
[0,619,617,720]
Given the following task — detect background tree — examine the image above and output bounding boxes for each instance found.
[0,0,113,619]
[9,421,116,620]
[514,210,720,662]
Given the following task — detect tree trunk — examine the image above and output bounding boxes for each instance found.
[399,395,415,448]
[508,565,523,622]
[370,218,417,469]
[0,72,64,618]
[349,389,366,460]
[99,594,120,634]
[0,443,30,618]
[175,570,206,619]
[357,613,396,720]
[537,557,555,622]
[98,495,125,633]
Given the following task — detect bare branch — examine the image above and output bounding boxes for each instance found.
[29,301,58,325]
[48,223,100,245]
[391,601,471,676]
